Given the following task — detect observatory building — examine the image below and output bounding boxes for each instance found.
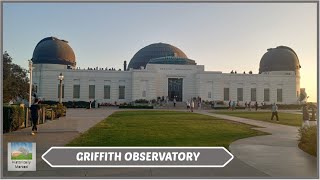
[31,37,302,104]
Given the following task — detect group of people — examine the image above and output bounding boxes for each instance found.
[228,100,264,111]
[244,101,259,111]
[186,100,195,112]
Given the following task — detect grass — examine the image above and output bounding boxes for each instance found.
[67,111,268,148]
[11,153,32,160]
[213,111,302,127]
[298,126,317,157]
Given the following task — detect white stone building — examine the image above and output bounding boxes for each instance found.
[31,37,302,105]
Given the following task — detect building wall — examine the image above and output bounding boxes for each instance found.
[32,64,299,104]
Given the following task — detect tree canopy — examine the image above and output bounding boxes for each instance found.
[3,51,29,103]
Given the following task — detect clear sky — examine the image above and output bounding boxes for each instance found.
[3,2,318,102]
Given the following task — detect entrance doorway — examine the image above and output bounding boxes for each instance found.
[168,78,183,101]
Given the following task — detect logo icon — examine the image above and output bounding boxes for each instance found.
[8,142,36,171]
[11,142,33,160]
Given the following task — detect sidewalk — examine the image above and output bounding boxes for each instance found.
[198,111,318,178]
[3,108,268,178]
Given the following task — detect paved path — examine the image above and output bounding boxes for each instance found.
[198,111,318,178]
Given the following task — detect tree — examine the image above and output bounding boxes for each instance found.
[3,51,29,103]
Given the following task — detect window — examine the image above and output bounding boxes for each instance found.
[119,86,125,99]
[89,85,95,99]
[73,85,80,98]
[251,88,257,101]
[104,85,111,99]
[57,84,64,98]
[277,89,283,102]
[224,88,229,101]
[208,92,212,98]
[142,90,146,97]
[264,88,270,102]
[237,88,243,101]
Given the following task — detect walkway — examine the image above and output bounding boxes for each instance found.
[198,111,318,178]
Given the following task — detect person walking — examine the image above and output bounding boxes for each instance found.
[271,103,279,121]
[191,100,195,112]
[248,101,251,111]
[232,101,236,111]
[228,100,232,110]
[30,98,40,135]
[255,101,258,111]
[302,104,310,128]
[186,100,190,112]
[173,97,176,107]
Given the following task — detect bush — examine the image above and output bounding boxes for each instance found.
[55,103,66,117]
[119,105,153,109]
[134,99,149,103]
[3,105,25,132]
[45,109,56,119]
[298,126,317,156]
[213,106,245,110]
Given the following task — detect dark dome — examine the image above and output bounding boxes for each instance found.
[32,37,76,66]
[259,46,301,74]
[128,43,188,69]
[148,56,196,65]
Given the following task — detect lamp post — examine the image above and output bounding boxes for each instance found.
[28,60,33,107]
[58,73,64,104]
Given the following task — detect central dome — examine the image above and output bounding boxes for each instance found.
[128,43,188,69]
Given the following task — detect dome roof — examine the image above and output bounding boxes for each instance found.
[259,46,301,73]
[128,43,188,69]
[148,56,196,65]
[32,37,76,66]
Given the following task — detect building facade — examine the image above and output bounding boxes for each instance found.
[32,37,302,104]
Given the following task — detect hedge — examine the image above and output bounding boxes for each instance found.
[119,105,153,109]
[298,126,317,156]
[3,105,25,133]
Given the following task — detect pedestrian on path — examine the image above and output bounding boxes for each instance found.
[232,101,236,111]
[302,104,310,128]
[30,98,40,135]
[271,103,279,121]
[191,100,195,112]
[228,100,232,110]
[255,101,258,111]
[173,97,176,107]
[186,100,190,112]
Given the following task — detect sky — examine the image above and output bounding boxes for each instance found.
[3,2,318,102]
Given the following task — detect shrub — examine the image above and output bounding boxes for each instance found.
[55,103,66,117]
[134,99,149,103]
[119,105,153,109]
[3,105,25,132]
[298,126,317,156]
[45,109,56,119]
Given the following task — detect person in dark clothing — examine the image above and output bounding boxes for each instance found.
[30,98,40,135]
[255,101,258,111]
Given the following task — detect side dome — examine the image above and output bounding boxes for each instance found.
[128,43,188,69]
[259,46,301,74]
[32,37,76,66]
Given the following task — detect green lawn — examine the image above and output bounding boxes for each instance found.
[213,111,302,127]
[11,153,32,160]
[67,111,268,148]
